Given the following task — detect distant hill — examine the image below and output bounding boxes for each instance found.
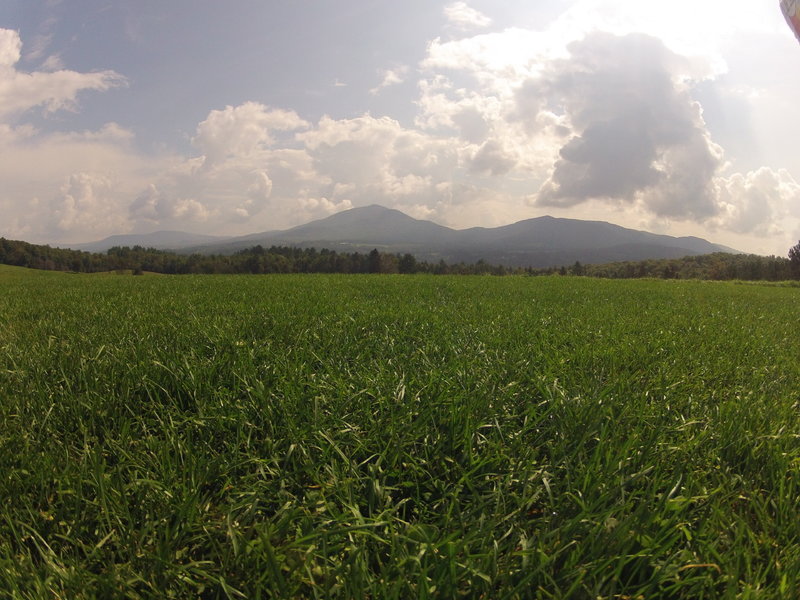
[63,205,737,268]
[183,205,737,268]
[66,230,232,253]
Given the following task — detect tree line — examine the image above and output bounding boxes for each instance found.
[1,236,799,280]
[0,239,515,275]
[529,252,798,281]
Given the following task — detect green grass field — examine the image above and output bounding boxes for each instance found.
[1,264,798,598]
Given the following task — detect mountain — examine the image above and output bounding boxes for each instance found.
[66,230,232,253]
[183,205,459,254]
[63,206,736,268]
[182,205,737,268]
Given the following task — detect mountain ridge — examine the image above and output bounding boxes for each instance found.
[67,230,232,253]
[64,205,738,268]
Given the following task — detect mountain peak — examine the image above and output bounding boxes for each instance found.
[324,204,418,221]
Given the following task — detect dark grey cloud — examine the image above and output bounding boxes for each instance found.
[523,32,722,220]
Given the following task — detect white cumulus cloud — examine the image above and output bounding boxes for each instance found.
[443,2,492,30]
[193,102,309,169]
[370,66,410,95]
[715,168,800,236]
[0,28,23,66]
[0,28,125,118]
[51,172,127,234]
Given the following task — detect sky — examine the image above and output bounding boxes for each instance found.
[2,1,800,255]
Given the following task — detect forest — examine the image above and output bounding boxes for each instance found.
[0,236,798,280]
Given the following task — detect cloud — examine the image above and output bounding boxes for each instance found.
[25,34,53,63]
[299,113,457,201]
[127,103,320,230]
[51,172,127,233]
[370,66,409,95]
[0,28,125,118]
[40,54,64,71]
[247,170,273,202]
[443,2,492,30]
[23,11,59,65]
[119,104,330,233]
[193,101,308,169]
[715,168,800,236]
[0,120,165,242]
[128,184,210,224]
[423,29,541,86]
[299,196,353,214]
[416,28,570,179]
[172,198,210,221]
[0,29,22,66]
[233,171,274,220]
[469,139,517,176]
[528,33,723,220]
[128,184,162,222]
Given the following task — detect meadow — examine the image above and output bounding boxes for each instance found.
[0,264,798,599]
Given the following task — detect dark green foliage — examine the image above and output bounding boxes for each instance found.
[789,240,800,278]
[398,253,417,274]
[1,267,799,597]
[367,248,382,273]
[572,252,794,281]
